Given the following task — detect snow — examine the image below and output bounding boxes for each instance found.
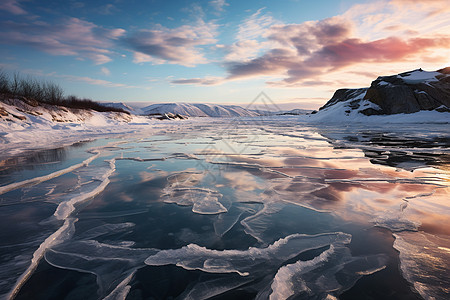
[398,70,443,84]
[377,81,393,87]
[0,98,164,157]
[308,107,450,123]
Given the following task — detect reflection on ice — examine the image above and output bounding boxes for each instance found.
[162,187,227,215]
[161,171,228,215]
[394,231,450,299]
[0,150,100,196]
[1,120,449,299]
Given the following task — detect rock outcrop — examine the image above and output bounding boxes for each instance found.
[318,68,450,116]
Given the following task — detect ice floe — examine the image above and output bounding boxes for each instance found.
[144,232,352,276]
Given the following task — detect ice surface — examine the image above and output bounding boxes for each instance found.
[372,215,420,232]
[103,271,135,300]
[8,218,76,299]
[54,159,116,220]
[240,201,285,243]
[394,231,450,299]
[1,114,449,299]
[161,171,228,215]
[0,150,100,195]
[213,206,245,237]
[162,187,227,215]
[178,275,253,300]
[145,232,352,276]
[45,240,157,298]
[269,244,387,299]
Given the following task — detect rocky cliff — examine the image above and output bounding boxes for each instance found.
[318,68,450,116]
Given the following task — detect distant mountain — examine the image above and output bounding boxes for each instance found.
[102,102,313,118]
[140,103,260,117]
[276,108,312,115]
[102,102,145,115]
[313,67,450,119]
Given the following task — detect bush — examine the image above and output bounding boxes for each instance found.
[64,95,129,113]
[0,69,129,114]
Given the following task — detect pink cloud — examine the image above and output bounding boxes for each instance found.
[309,37,450,69]
[223,12,450,86]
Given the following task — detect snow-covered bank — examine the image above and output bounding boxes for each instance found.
[0,98,165,158]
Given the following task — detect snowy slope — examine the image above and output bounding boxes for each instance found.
[141,103,259,117]
[0,98,163,157]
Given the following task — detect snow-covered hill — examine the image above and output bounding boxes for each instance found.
[101,102,145,115]
[140,103,260,117]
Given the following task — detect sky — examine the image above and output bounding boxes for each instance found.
[0,0,449,109]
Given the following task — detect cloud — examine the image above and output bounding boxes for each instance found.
[0,18,125,64]
[307,36,450,69]
[209,0,229,12]
[267,16,353,55]
[0,0,26,15]
[171,77,223,86]
[60,74,126,88]
[226,34,450,85]
[125,21,217,66]
[222,3,450,86]
[163,0,450,88]
[101,67,110,76]
[224,8,279,62]
[237,8,276,41]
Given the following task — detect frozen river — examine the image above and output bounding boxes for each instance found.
[0,117,449,299]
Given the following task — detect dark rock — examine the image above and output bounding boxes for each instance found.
[319,88,367,111]
[319,68,450,116]
[363,68,450,114]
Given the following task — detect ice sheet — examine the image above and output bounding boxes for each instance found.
[54,159,116,220]
[8,218,76,299]
[178,275,253,300]
[0,150,100,195]
[45,240,157,298]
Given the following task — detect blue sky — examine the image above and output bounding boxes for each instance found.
[1,0,449,108]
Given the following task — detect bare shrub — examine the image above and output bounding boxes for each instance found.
[0,69,129,114]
